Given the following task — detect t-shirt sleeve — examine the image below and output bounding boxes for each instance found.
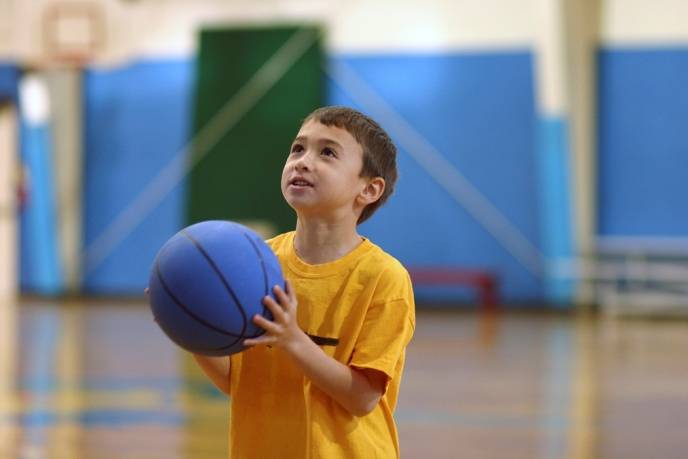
[349,270,415,385]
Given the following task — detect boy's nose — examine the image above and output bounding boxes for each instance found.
[294,152,313,171]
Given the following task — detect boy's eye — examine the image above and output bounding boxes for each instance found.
[321,148,336,157]
[290,144,303,154]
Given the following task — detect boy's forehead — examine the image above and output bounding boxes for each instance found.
[296,120,358,147]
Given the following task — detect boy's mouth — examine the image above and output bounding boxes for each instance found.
[289,177,313,188]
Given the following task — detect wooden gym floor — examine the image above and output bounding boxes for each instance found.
[1,298,687,458]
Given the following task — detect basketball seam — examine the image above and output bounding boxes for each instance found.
[155,262,243,341]
[182,228,266,340]
[242,232,273,320]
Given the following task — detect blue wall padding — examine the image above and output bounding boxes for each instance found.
[83,59,194,293]
[81,52,546,302]
[0,62,19,102]
[536,117,573,304]
[598,48,688,236]
[19,121,64,294]
[45,47,688,302]
[328,52,543,302]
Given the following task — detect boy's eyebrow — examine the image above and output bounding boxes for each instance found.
[293,135,343,149]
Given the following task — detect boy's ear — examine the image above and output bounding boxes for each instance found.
[358,177,385,206]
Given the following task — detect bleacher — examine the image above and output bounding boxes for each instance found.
[590,237,688,317]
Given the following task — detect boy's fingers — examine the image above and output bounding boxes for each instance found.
[272,285,290,308]
[273,284,297,313]
[285,280,296,302]
[244,335,276,347]
[253,314,280,333]
[263,294,287,319]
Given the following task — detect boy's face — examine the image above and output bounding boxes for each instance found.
[281,120,369,219]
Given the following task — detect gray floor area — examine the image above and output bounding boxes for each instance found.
[1,299,688,458]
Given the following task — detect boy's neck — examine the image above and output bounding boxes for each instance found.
[293,217,363,265]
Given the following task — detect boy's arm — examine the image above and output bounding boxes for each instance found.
[244,282,387,417]
[192,354,231,395]
[283,333,387,416]
[146,288,232,396]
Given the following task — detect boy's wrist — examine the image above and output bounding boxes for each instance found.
[284,328,313,358]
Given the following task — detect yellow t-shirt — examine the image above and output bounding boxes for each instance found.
[228,231,415,458]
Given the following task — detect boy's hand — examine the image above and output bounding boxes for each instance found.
[244,280,307,353]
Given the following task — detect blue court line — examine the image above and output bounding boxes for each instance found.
[23,310,60,446]
[1,410,185,427]
[538,326,574,459]
[18,378,221,397]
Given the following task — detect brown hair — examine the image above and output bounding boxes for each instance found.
[303,106,398,224]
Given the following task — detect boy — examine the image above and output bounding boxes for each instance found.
[195,106,415,458]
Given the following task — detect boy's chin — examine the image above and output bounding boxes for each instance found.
[286,202,314,216]
[285,196,317,210]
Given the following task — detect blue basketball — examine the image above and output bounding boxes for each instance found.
[148,220,283,356]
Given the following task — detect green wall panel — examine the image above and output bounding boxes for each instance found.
[187,26,323,235]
